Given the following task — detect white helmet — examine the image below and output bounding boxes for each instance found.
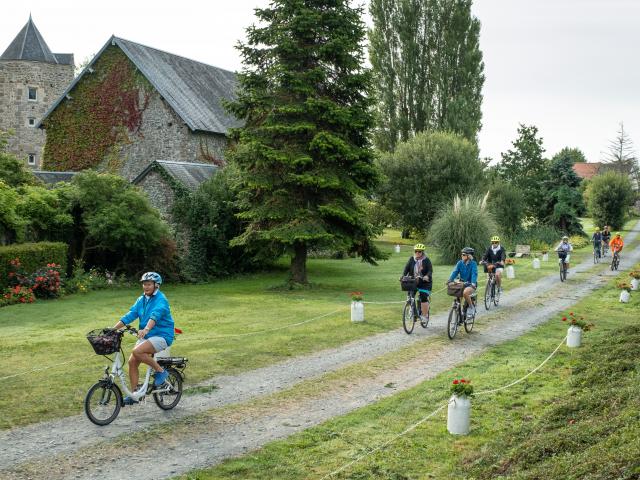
[140,272,162,285]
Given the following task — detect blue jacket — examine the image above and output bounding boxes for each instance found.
[448,260,478,285]
[121,290,174,346]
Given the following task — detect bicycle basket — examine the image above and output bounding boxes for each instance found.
[86,329,122,355]
[447,283,464,297]
[400,276,417,291]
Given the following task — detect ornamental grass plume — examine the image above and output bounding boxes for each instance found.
[561,311,594,331]
[450,378,474,397]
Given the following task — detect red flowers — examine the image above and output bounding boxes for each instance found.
[450,377,474,397]
[453,379,459,385]
[561,311,594,331]
[562,317,567,321]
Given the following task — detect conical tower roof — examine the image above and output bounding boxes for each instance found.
[1,15,60,64]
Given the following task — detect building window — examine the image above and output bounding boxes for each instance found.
[28,87,37,101]
[28,154,36,165]
[28,117,36,127]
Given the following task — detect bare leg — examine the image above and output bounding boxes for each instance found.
[131,341,163,379]
[463,286,474,308]
[495,270,502,289]
[421,300,430,316]
[128,353,140,390]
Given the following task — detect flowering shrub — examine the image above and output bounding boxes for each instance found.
[7,258,29,287]
[617,281,632,292]
[350,291,364,302]
[30,264,63,299]
[1,285,35,306]
[65,259,127,294]
[505,258,516,265]
[629,271,640,280]
[561,311,594,331]
[450,378,474,397]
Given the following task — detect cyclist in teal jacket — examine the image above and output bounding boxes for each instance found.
[112,272,174,405]
[447,247,478,318]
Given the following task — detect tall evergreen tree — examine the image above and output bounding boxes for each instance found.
[497,124,548,220]
[227,0,384,285]
[604,122,639,189]
[369,0,484,151]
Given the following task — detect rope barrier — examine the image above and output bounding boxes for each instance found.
[0,359,80,381]
[320,334,568,478]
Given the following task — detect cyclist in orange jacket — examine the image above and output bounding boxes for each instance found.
[609,233,624,253]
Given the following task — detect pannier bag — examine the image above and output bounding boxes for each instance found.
[447,282,464,297]
[87,328,122,355]
[400,275,417,291]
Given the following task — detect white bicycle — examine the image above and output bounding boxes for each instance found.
[84,326,188,426]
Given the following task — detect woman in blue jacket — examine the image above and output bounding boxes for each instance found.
[112,271,174,405]
[447,247,478,318]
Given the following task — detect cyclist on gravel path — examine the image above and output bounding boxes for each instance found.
[481,236,506,291]
[592,228,603,259]
[610,233,624,255]
[447,247,478,318]
[401,243,433,323]
[112,272,174,405]
[555,236,573,271]
[602,226,611,250]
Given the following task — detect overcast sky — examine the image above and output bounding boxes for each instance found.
[2,0,638,163]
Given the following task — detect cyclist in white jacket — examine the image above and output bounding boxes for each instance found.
[555,236,573,271]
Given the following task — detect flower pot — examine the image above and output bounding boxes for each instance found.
[566,325,582,348]
[620,290,631,303]
[506,265,515,279]
[351,301,364,322]
[532,258,541,269]
[394,244,401,253]
[542,253,549,262]
[631,278,639,291]
[447,395,471,435]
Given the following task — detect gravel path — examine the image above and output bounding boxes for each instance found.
[2,222,639,479]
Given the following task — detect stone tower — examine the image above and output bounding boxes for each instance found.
[0,16,74,169]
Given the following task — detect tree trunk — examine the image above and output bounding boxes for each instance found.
[289,242,308,285]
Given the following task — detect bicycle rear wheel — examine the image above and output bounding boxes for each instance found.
[402,301,415,334]
[84,381,122,426]
[559,262,566,282]
[483,279,493,310]
[153,367,183,410]
[447,305,459,339]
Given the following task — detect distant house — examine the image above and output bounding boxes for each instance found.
[572,162,603,180]
[132,160,219,219]
[39,36,241,182]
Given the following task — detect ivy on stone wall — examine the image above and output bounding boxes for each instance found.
[43,46,152,171]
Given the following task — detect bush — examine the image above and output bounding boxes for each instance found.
[0,242,67,288]
[429,194,497,264]
[569,234,589,250]
[487,180,525,236]
[509,225,561,253]
[65,259,129,294]
[586,171,634,230]
[1,285,35,307]
[377,131,484,233]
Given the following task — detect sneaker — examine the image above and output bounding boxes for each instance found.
[154,369,169,386]
[466,306,475,318]
[419,315,429,326]
[123,396,138,406]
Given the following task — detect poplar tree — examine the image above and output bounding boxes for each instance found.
[227,0,383,285]
[369,0,484,151]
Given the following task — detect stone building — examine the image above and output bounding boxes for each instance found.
[0,16,74,169]
[40,36,240,183]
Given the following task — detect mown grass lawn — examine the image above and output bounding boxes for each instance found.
[0,220,633,429]
[176,263,640,480]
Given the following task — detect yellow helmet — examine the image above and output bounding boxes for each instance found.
[413,243,425,251]
[491,236,500,242]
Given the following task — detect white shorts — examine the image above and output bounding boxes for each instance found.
[136,336,168,353]
[495,268,504,273]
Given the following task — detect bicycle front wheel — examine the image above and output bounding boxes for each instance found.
[85,381,122,426]
[403,301,415,334]
[483,280,492,310]
[447,306,459,339]
[559,263,566,282]
[153,367,183,410]
[493,283,501,306]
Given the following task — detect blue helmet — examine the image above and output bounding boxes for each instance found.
[140,272,162,285]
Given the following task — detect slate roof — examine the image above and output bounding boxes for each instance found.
[32,171,77,185]
[132,160,218,191]
[1,16,74,65]
[572,162,603,180]
[40,36,241,135]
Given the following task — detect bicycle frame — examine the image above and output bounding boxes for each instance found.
[107,351,155,401]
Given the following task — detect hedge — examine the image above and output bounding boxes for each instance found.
[0,242,68,289]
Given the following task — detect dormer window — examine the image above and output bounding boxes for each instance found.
[28,87,37,101]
